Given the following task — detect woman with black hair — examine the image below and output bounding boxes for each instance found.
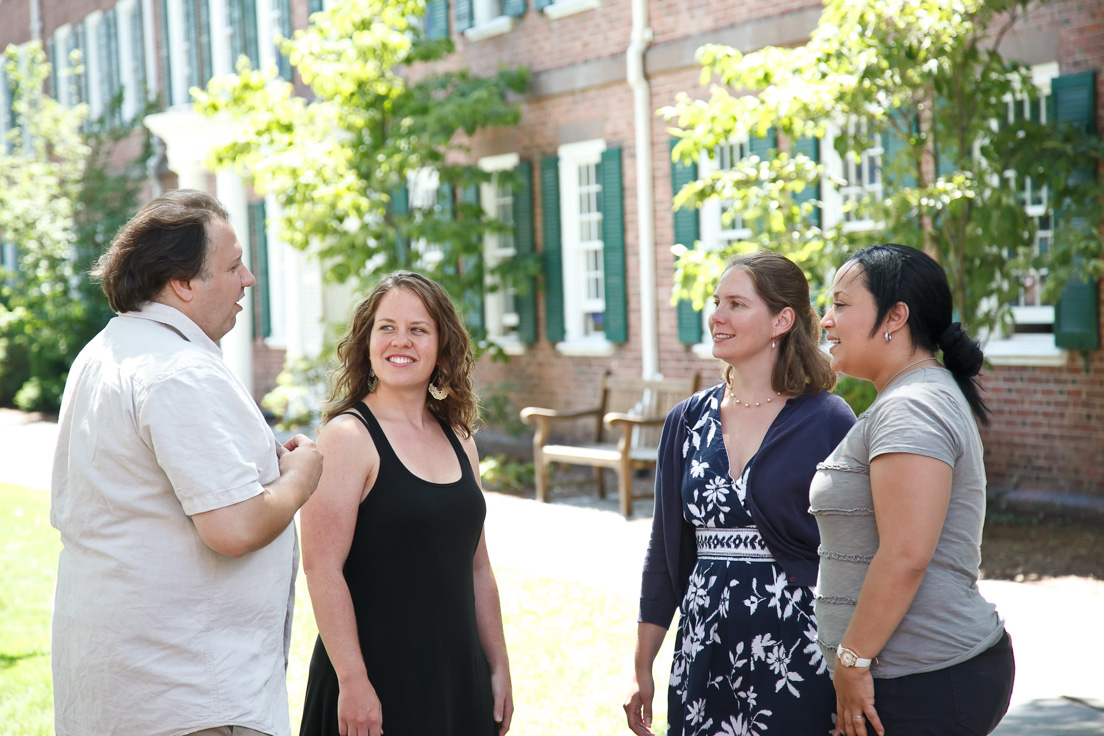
[812,244,1014,736]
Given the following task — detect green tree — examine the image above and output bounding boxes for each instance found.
[664,0,1103,341]
[194,0,532,341]
[0,41,150,412]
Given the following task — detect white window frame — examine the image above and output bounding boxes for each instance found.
[479,153,525,355]
[464,0,514,41]
[822,117,884,233]
[542,0,601,20]
[691,137,753,358]
[53,25,75,108]
[986,61,1065,366]
[557,138,614,356]
[407,167,444,270]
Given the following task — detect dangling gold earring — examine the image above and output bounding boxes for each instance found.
[428,382,448,400]
[366,366,378,393]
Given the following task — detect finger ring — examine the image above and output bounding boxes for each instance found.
[851,715,864,720]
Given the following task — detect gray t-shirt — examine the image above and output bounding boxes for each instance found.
[809,366,1003,678]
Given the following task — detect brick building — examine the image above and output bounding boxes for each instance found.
[1,0,1101,499]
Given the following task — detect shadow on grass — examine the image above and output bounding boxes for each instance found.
[0,649,48,670]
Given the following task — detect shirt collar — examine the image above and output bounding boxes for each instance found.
[118,302,222,356]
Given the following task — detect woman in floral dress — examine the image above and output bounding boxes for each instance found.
[625,252,855,736]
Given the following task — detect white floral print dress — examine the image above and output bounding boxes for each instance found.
[668,385,835,736]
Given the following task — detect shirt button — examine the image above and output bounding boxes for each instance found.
[789,576,796,583]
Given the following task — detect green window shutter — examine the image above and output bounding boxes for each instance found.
[748,127,777,160]
[98,9,120,125]
[132,1,147,104]
[426,0,450,39]
[1,55,11,154]
[1052,70,1099,351]
[248,201,271,338]
[229,0,244,63]
[534,0,553,9]
[882,111,918,189]
[459,183,482,330]
[513,160,537,344]
[792,135,821,227]
[541,156,564,343]
[1055,278,1100,350]
[70,23,86,107]
[48,34,59,101]
[454,0,473,32]
[391,184,409,265]
[670,137,701,345]
[437,181,454,220]
[504,0,526,18]
[158,0,172,106]
[276,0,293,82]
[198,0,212,85]
[184,0,200,90]
[245,0,260,66]
[600,147,628,344]
[230,0,259,68]
[308,0,323,17]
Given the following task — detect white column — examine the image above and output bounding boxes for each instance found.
[256,0,277,73]
[116,0,137,120]
[144,110,256,390]
[208,0,232,77]
[166,0,189,106]
[84,12,104,120]
[217,170,254,395]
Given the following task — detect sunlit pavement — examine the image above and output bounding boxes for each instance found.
[4,409,1101,734]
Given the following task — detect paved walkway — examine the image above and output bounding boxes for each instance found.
[3,409,1101,734]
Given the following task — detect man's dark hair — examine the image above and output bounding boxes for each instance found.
[91,189,230,314]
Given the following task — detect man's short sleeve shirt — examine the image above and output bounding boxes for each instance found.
[51,303,297,736]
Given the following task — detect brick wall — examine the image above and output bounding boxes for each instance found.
[978,0,1104,493]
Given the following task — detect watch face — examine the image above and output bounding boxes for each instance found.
[839,648,856,667]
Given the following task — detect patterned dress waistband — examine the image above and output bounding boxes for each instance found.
[695,527,774,561]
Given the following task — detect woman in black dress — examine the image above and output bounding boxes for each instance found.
[300,271,512,736]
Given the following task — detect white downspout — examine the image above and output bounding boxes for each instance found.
[627,0,658,379]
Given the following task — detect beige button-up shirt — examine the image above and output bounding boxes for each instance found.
[51,302,298,736]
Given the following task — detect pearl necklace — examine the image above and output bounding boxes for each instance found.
[727,383,782,408]
[879,357,938,393]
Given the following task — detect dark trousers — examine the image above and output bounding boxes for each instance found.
[872,630,1015,736]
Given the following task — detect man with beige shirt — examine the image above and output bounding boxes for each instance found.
[50,189,323,736]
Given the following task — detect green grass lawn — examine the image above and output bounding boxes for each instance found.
[1,482,675,735]
[0,484,60,736]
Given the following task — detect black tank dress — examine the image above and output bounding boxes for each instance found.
[299,402,495,736]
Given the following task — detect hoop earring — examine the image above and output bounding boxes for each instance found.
[428,382,448,400]
[884,330,892,343]
[366,366,378,393]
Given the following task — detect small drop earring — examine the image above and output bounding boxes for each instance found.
[366,366,378,393]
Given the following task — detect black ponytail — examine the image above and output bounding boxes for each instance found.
[937,322,991,426]
[848,244,991,426]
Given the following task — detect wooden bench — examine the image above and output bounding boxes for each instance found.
[520,372,700,517]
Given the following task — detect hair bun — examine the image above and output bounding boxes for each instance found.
[938,322,984,378]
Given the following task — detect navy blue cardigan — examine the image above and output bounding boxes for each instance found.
[638,385,856,628]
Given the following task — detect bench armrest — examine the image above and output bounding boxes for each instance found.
[520,406,602,423]
[603,412,667,430]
